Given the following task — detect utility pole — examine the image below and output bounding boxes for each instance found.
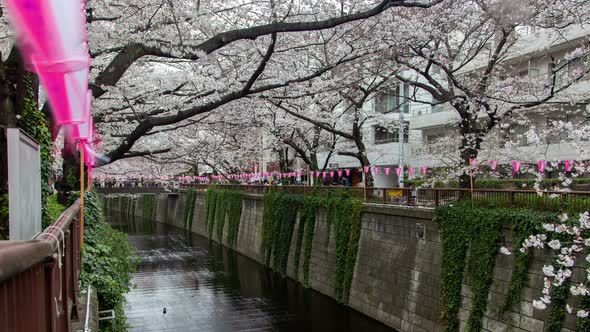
[397,86,405,188]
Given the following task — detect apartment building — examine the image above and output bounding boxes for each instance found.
[318,24,590,188]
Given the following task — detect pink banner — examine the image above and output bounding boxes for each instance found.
[364,166,370,173]
[538,160,546,173]
[322,172,327,178]
[345,169,351,177]
[513,161,522,173]
[329,171,334,178]
[421,166,428,175]
[565,160,574,172]
[395,168,402,176]
[408,168,415,175]
[384,167,391,176]
[372,167,380,175]
[489,160,499,171]
[338,170,343,177]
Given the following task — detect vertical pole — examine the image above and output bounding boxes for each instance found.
[79,143,85,249]
[470,168,474,207]
[398,89,405,188]
[363,168,367,202]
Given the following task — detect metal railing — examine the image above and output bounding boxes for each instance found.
[97,184,590,212]
[0,200,81,332]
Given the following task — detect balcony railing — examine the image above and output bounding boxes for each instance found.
[0,200,81,332]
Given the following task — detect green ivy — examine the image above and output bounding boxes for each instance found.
[215,190,227,241]
[435,204,568,332]
[79,192,138,332]
[205,187,244,246]
[225,190,244,249]
[206,188,218,238]
[464,209,503,331]
[141,194,157,221]
[260,190,362,302]
[501,211,547,313]
[46,194,65,222]
[336,198,362,304]
[546,279,570,332]
[301,199,317,287]
[183,189,197,230]
[434,204,470,332]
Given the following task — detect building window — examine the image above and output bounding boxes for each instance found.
[374,123,409,144]
[375,84,410,114]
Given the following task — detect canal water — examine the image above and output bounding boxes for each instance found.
[111,215,395,332]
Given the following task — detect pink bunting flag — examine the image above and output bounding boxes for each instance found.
[322,172,327,178]
[565,160,574,172]
[469,158,478,168]
[364,166,370,173]
[395,168,402,176]
[421,166,428,175]
[384,167,391,176]
[538,160,546,173]
[489,160,499,171]
[310,171,315,177]
[337,170,343,177]
[345,169,351,177]
[513,161,522,173]
[372,167,380,175]
[329,171,334,178]
[408,168,415,175]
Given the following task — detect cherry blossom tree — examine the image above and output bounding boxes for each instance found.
[383,0,590,186]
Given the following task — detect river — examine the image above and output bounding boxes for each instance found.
[112,216,395,332]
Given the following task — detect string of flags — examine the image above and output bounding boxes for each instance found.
[94,159,577,183]
[473,159,576,174]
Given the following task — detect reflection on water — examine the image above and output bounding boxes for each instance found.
[110,213,395,332]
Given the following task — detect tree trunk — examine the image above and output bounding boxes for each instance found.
[458,116,483,189]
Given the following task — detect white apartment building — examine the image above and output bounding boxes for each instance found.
[318,25,590,188]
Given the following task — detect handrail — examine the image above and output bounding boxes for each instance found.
[0,199,81,332]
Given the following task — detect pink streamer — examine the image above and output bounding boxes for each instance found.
[513,161,522,173]
[489,160,499,171]
[421,166,428,175]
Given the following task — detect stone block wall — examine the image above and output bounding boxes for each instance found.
[101,192,578,332]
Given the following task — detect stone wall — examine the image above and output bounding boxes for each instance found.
[101,192,576,332]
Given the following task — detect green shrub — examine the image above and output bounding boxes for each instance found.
[46,194,65,222]
[79,192,138,332]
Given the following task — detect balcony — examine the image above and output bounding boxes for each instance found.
[410,110,460,130]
